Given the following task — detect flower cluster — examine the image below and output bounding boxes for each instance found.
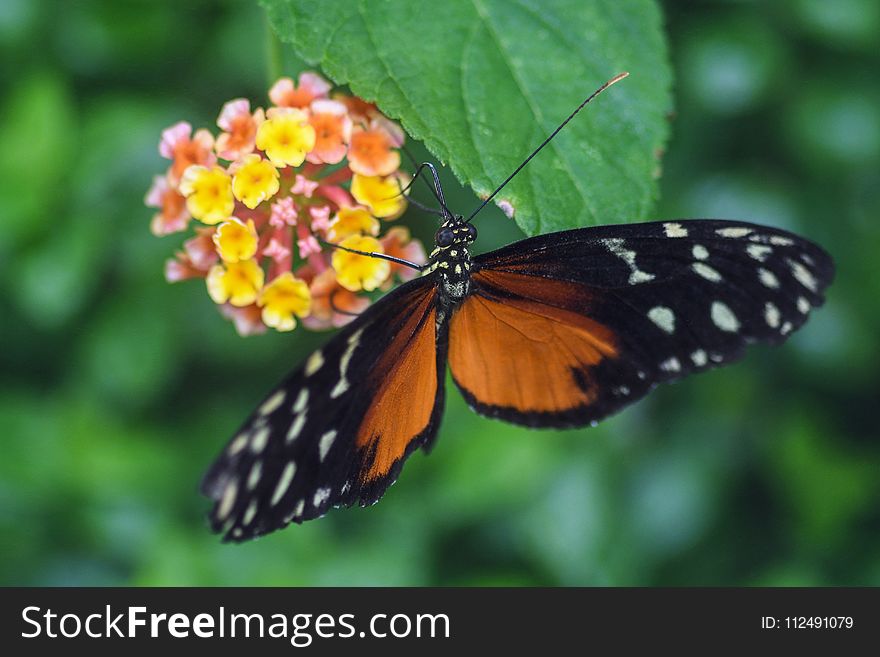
[146,72,425,335]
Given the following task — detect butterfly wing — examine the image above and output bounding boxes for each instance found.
[201,276,444,541]
[448,219,834,428]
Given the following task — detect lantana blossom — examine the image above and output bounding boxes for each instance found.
[147,72,425,336]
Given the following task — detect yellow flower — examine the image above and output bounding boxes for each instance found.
[213,217,258,263]
[331,235,391,292]
[179,165,234,224]
[258,272,312,332]
[350,172,409,219]
[232,154,280,209]
[327,206,380,242]
[206,259,264,307]
[255,108,316,167]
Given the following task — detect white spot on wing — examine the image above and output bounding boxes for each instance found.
[780,321,793,335]
[217,479,238,521]
[305,350,324,376]
[769,235,794,246]
[331,328,363,399]
[692,244,709,260]
[258,390,285,416]
[664,222,688,237]
[660,357,681,373]
[243,500,257,526]
[747,244,773,262]
[293,388,309,413]
[711,301,740,332]
[247,461,262,490]
[294,499,305,518]
[286,412,307,443]
[228,433,249,456]
[602,238,656,285]
[758,268,779,289]
[716,227,752,238]
[318,430,337,462]
[691,349,708,367]
[764,302,781,328]
[788,259,818,292]
[797,296,810,314]
[271,461,297,506]
[313,487,331,507]
[250,426,270,453]
[692,262,722,282]
[648,306,676,334]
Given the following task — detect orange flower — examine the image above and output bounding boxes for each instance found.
[347,126,401,177]
[269,72,331,108]
[380,226,426,285]
[307,99,352,165]
[215,99,264,161]
[159,121,216,183]
[301,267,370,330]
[145,175,189,236]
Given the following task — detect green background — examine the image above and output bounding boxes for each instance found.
[1,0,878,586]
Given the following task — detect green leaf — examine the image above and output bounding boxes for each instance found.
[261,0,672,235]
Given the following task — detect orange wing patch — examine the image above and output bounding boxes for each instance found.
[357,291,437,482]
[449,270,618,414]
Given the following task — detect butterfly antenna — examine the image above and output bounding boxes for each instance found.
[465,72,629,223]
[402,145,452,214]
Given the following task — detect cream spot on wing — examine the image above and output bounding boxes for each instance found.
[691,349,708,367]
[692,244,709,260]
[305,350,324,376]
[294,499,305,518]
[648,306,676,334]
[247,461,262,490]
[271,461,297,506]
[664,222,688,237]
[716,227,752,238]
[217,479,238,521]
[228,433,249,456]
[313,487,331,507]
[758,268,779,289]
[797,296,810,314]
[318,430,337,462]
[788,259,818,292]
[243,500,257,526]
[660,357,681,373]
[603,238,656,285]
[769,235,794,246]
[692,262,722,282]
[765,301,781,328]
[780,321,793,335]
[747,244,773,262]
[331,328,363,399]
[293,388,309,413]
[286,412,307,443]
[711,301,740,332]
[258,390,285,416]
[250,426,270,453]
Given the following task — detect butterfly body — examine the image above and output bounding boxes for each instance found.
[202,217,833,542]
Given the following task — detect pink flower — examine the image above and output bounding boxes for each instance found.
[219,304,268,336]
[269,196,298,228]
[297,235,321,258]
[159,121,216,183]
[215,99,264,161]
[145,175,189,236]
[183,228,219,270]
[269,73,331,109]
[264,237,291,263]
[308,205,332,233]
[291,174,320,198]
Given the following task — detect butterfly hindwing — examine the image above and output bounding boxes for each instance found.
[449,219,833,428]
[201,277,443,542]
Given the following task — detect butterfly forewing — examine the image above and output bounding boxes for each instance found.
[449,220,833,427]
[201,277,444,542]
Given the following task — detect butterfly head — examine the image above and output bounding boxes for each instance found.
[434,216,477,250]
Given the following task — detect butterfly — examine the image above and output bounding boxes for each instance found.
[201,74,834,542]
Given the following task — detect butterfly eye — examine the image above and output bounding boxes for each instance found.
[436,227,455,247]
[466,223,478,241]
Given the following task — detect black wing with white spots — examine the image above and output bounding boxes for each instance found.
[200,276,444,542]
[466,219,834,426]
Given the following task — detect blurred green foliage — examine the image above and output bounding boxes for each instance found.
[1,0,878,586]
